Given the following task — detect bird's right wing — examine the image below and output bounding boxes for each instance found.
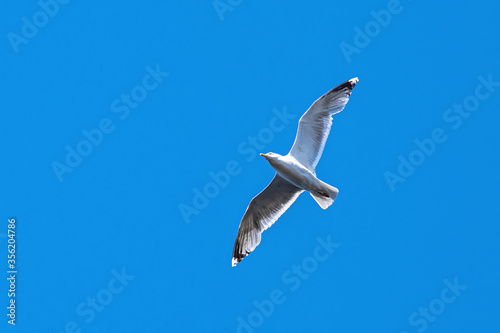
[232,174,303,267]
[289,78,358,171]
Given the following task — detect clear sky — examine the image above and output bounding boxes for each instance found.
[1,1,500,332]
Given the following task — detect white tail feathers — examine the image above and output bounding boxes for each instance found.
[310,181,339,209]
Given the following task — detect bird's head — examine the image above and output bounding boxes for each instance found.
[260,152,281,161]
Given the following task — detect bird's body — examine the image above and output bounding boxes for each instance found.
[232,77,359,266]
[264,153,315,191]
[262,153,337,207]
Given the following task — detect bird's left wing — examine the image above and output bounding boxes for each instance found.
[232,174,303,266]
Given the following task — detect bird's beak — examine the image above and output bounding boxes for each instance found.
[260,153,268,157]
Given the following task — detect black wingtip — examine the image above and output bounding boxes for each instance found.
[348,77,359,89]
[330,77,359,95]
[231,252,246,267]
[332,77,359,93]
[232,241,247,267]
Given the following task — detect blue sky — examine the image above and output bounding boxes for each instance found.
[1,1,500,332]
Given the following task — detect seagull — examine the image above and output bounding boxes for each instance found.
[232,77,359,267]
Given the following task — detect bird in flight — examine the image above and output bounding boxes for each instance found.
[232,77,359,267]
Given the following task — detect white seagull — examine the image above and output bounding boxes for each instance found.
[232,77,359,267]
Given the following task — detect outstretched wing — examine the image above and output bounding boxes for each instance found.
[232,174,303,266]
[289,77,358,171]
